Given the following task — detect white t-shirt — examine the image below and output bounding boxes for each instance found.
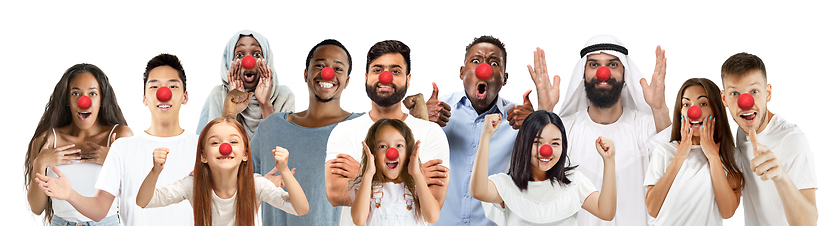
[146,174,298,226]
[643,143,729,226]
[95,131,198,226]
[562,109,670,226]
[350,182,424,226]
[326,113,450,226]
[736,114,817,226]
[481,171,597,226]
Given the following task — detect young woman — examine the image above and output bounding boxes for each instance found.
[25,63,133,225]
[643,78,744,225]
[350,118,440,226]
[196,30,295,137]
[135,117,309,225]
[469,110,616,225]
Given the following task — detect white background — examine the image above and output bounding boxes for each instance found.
[2,1,837,225]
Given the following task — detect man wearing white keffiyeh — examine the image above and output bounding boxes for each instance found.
[530,34,672,226]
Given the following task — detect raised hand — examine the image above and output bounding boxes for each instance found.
[272,146,290,172]
[408,141,423,177]
[152,148,169,173]
[699,116,720,159]
[35,140,80,169]
[265,166,296,188]
[34,167,72,200]
[482,113,502,137]
[222,89,252,118]
[254,58,273,105]
[404,93,429,121]
[227,58,244,92]
[410,82,451,127]
[674,115,694,159]
[362,142,376,176]
[506,90,535,130]
[595,136,616,160]
[81,133,117,164]
[640,46,668,111]
[748,128,783,181]
[527,47,561,111]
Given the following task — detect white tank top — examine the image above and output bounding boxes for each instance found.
[47,124,120,222]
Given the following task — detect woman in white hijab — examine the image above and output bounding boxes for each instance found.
[196,30,295,137]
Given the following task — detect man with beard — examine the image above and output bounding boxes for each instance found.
[531,35,672,226]
[720,53,817,226]
[250,39,364,226]
[325,40,450,226]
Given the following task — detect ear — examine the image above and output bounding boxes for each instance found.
[200,154,208,163]
[766,83,772,102]
[303,69,308,83]
[142,94,147,106]
[243,157,248,162]
[459,66,465,80]
[503,72,509,86]
[182,91,189,105]
[406,73,412,89]
[720,90,727,108]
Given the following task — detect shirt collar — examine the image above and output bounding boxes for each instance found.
[456,90,510,119]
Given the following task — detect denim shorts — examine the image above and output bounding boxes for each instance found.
[50,215,120,226]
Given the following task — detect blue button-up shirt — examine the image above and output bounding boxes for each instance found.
[433,91,518,226]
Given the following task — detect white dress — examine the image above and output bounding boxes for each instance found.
[352,182,424,226]
[481,171,597,226]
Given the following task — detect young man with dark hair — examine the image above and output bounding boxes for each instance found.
[325,40,450,225]
[251,39,363,226]
[720,52,818,226]
[35,54,197,225]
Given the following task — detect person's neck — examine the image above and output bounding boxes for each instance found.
[753,111,774,134]
[293,96,349,124]
[146,116,184,137]
[368,101,407,121]
[67,121,106,138]
[211,166,239,199]
[472,96,498,116]
[531,166,547,182]
[587,100,623,125]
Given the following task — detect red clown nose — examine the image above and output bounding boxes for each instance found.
[242,55,256,70]
[738,94,754,110]
[386,147,399,160]
[539,144,553,157]
[219,143,232,155]
[687,106,702,121]
[320,67,335,81]
[475,63,492,81]
[77,96,92,110]
[156,87,172,102]
[596,66,610,82]
[379,71,393,85]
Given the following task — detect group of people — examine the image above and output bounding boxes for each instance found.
[24,31,817,226]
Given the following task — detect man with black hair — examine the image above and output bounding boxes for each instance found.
[35,54,197,225]
[325,40,450,225]
[251,39,363,226]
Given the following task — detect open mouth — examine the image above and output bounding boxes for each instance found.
[157,104,172,111]
[318,81,335,89]
[538,157,552,163]
[377,83,394,92]
[243,71,257,83]
[740,112,757,123]
[78,112,91,120]
[690,120,704,129]
[386,160,398,170]
[216,156,234,160]
[476,82,487,99]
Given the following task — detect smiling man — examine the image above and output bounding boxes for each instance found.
[325,40,450,226]
[720,53,817,226]
[250,39,363,226]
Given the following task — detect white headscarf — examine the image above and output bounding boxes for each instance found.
[558,34,650,118]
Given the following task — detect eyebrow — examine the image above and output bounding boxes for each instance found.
[314,58,346,66]
[682,95,709,101]
[147,79,182,84]
[726,82,760,90]
[371,64,402,69]
[535,136,562,141]
[70,87,98,91]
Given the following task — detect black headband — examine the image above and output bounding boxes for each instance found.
[580,43,628,58]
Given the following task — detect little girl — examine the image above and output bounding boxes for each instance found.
[135,117,309,226]
[643,78,743,225]
[469,110,616,225]
[349,118,440,226]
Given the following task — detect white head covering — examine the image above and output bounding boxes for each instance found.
[558,34,651,118]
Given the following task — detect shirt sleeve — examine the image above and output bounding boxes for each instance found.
[325,121,360,163]
[780,132,818,190]
[418,122,451,169]
[643,143,671,186]
[574,172,598,206]
[255,175,298,216]
[94,139,124,197]
[146,176,193,208]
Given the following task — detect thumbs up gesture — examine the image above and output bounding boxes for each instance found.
[506,90,535,130]
[748,129,784,182]
[406,82,451,127]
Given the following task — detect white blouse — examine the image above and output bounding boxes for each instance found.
[482,171,597,226]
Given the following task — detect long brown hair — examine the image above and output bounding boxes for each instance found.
[193,118,257,226]
[670,78,744,189]
[24,63,127,224]
[349,118,422,220]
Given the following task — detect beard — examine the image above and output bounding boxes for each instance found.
[314,93,334,103]
[584,76,625,109]
[366,82,407,107]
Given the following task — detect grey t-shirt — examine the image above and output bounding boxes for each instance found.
[251,112,363,226]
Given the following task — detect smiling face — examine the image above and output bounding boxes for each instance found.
[143,66,188,119]
[306,44,349,103]
[583,53,625,108]
[67,72,101,130]
[681,85,714,135]
[529,124,563,173]
[365,53,410,107]
[460,42,506,112]
[722,70,771,133]
[201,122,247,171]
[234,36,264,90]
[373,125,408,183]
